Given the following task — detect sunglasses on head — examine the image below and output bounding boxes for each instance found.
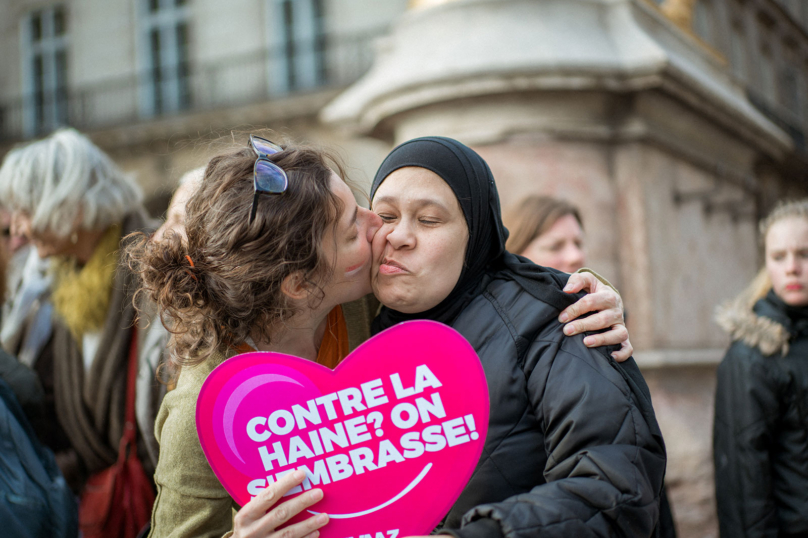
[249,134,289,224]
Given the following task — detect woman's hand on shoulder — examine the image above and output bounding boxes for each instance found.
[558,271,633,362]
[233,470,328,538]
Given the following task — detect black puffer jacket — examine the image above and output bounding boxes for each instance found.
[441,274,667,538]
[714,290,808,538]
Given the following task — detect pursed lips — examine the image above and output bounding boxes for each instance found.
[379,257,409,275]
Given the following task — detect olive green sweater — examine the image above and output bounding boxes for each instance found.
[148,294,379,538]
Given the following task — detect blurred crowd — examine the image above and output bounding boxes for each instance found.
[0,128,805,538]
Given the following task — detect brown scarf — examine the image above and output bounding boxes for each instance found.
[52,211,151,475]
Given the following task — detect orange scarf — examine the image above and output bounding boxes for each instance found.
[234,305,349,368]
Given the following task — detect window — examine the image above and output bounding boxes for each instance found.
[267,0,325,95]
[693,0,716,46]
[758,42,777,103]
[23,6,68,136]
[781,45,801,115]
[729,20,747,81]
[139,0,190,116]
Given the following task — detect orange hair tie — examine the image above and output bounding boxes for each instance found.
[184,255,199,282]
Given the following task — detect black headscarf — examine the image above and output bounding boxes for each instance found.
[370,136,577,334]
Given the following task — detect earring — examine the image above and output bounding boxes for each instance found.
[70,232,78,245]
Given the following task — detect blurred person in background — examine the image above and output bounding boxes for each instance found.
[0,212,78,538]
[714,199,808,538]
[504,195,585,273]
[1,205,54,370]
[151,165,204,244]
[137,165,204,467]
[0,128,159,534]
[1,206,29,255]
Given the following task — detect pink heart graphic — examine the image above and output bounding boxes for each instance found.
[197,320,489,537]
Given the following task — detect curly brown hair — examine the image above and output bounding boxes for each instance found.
[126,141,345,376]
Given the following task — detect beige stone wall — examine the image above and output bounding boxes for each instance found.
[613,142,760,350]
[475,138,621,286]
[645,365,720,538]
[69,0,136,85]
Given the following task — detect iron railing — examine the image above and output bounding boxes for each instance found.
[0,28,383,141]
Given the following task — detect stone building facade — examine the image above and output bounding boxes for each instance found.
[324,1,808,535]
[0,0,406,199]
[2,0,808,536]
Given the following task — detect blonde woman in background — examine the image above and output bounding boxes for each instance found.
[714,199,808,538]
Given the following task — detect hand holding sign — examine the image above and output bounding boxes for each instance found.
[197,320,489,538]
[232,470,328,538]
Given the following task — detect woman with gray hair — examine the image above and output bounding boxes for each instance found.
[0,128,157,536]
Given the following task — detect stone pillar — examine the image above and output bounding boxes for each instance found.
[323,0,792,535]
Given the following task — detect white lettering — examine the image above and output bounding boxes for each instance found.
[258,442,287,471]
[315,393,339,420]
[326,454,354,482]
[349,447,378,475]
[414,364,442,392]
[299,460,331,490]
[400,431,425,458]
[345,416,371,445]
[337,387,367,416]
[287,435,316,464]
[292,400,322,430]
[443,417,470,447]
[390,373,415,399]
[308,430,324,456]
[415,392,446,424]
[247,478,266,496]
[246,416,270,442]
[360,378,389,408]
[423,425,447,452]
[377,439,405,467]
[391,402,419,429]
[267,409,295,435]
[320,423,349,453]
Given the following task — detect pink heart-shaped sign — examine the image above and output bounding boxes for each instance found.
[197,320,489,537]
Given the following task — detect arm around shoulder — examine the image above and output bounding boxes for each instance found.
[456,335,666,538]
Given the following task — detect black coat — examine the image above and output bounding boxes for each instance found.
[714,291,808,538]
[440,275,667,538]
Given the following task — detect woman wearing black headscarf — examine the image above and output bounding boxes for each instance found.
[370,137,667,538]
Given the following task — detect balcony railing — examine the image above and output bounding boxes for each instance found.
[0,28,383,141]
